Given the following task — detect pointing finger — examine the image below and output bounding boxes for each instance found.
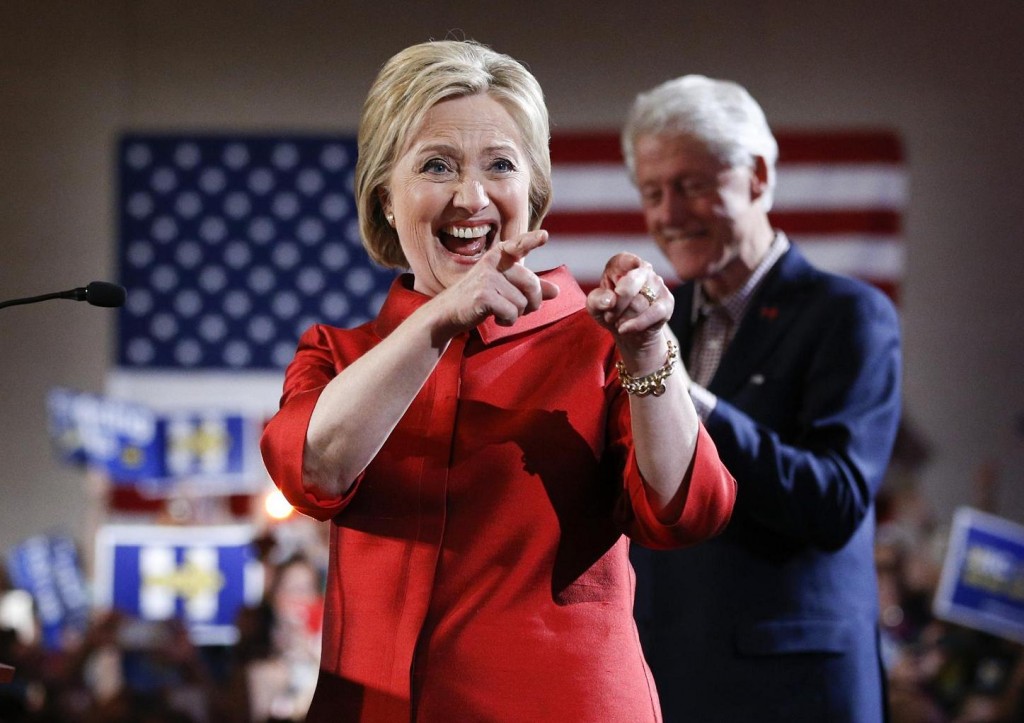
[612,263,654,300]
[496,230,549,272]
[599,252,643,289]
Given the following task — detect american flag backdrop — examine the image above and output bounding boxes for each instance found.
[110,131,906,415]
[535,131,906,299]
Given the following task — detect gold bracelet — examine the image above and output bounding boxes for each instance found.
[616,340,678,397]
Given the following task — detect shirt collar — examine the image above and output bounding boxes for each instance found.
[691,231,790,324]
[373,265,586,343]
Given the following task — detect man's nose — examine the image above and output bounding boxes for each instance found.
[651,187,690,229]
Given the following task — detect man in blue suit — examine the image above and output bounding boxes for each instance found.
[624,75,902,722]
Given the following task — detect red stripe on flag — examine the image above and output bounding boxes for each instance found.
[775,130,904,164]
[860,278,901,304]
[545,210,902,236]
[107,485,254,516]
[550,132,624,164]
[770,210,902,234]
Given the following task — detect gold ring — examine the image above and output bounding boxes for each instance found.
[639,284,658,305]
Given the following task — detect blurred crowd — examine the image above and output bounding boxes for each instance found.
[2,452,1024,722]
[0,520,326,723]
[875,422,1024,723]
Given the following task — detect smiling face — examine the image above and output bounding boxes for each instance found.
[381,93,532,297]
[634,132,772,300]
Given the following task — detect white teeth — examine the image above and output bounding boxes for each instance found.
[442,225,491,239]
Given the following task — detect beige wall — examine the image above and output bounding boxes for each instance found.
[2,1,1023,556]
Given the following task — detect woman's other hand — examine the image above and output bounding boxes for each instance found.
[586,252,673,363]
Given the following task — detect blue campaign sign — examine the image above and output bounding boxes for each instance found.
[933,507,1024,643]
[93,524,264,646]
[5,534,91,650]
[158,412,261,491]
[47,388,264,493]
[47,388,165,482]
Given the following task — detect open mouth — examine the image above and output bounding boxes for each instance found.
[439,223,495,258]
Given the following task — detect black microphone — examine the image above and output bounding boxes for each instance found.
[0,281,127,310]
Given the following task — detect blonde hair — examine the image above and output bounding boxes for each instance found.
[356,40,552,268]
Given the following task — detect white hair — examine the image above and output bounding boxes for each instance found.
[622,75,779,211]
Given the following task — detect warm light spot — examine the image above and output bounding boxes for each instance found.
[264,489,294,520]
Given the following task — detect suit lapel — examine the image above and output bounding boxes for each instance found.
[708,247,816,397]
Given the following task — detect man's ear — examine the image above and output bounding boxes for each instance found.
[750,156,769,200]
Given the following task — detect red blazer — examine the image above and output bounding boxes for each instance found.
[261,268,735,722]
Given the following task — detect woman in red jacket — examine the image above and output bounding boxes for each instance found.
[260,39,736,722]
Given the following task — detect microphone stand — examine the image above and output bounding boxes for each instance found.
[0,290,82,310]
[0,282,125,310]
[0,282,125,681]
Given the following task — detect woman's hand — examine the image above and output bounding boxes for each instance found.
[587,252,698,522]
[433,229,561,335]
[586,252,674,371]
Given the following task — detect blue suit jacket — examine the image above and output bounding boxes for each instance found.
[632,244,902,723]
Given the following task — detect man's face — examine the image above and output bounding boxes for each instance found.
[633,133,765,298]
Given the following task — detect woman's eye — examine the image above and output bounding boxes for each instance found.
[491,158,516,173]
[423,158,451,174]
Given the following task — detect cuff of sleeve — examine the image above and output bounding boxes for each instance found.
[627,425,736,549]
[689,383,718,422]
[260,387,356,521]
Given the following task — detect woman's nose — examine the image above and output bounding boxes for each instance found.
[454,177,490,214]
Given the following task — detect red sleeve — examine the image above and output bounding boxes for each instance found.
[259,325,367,521]
[621,424,736,550]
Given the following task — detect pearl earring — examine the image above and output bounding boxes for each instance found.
[386,212,395,227]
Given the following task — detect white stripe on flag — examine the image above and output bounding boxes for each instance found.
[527,235,671,280]
[527,235,904,286]
[793,236,905,279]
[107,370,284,416]
[550,164,907,211]
[774,165,908,210]
[551,165,637,210]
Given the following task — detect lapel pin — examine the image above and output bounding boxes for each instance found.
[759,306,779,320]
[750,374,765,385]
